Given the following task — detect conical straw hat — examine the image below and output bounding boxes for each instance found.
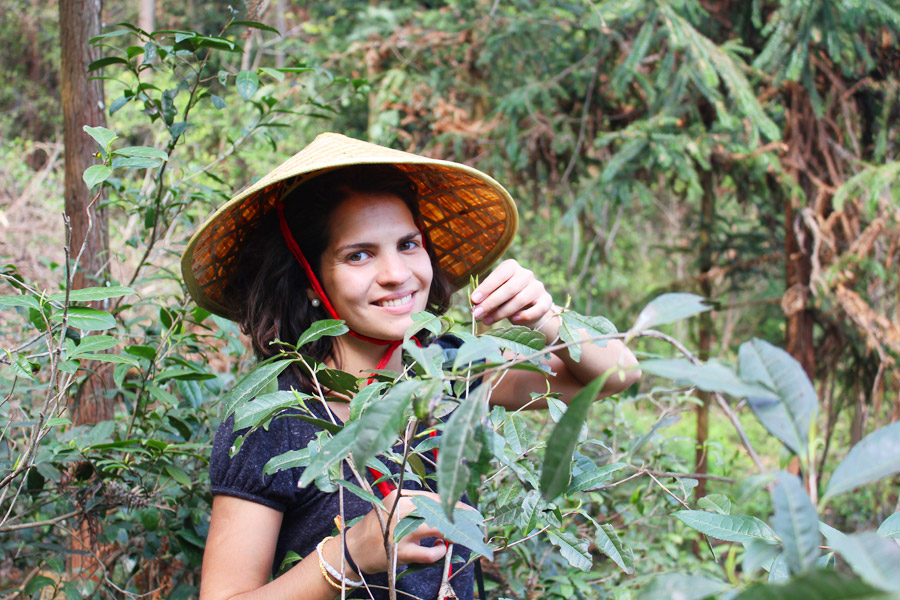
[181,132,518,320]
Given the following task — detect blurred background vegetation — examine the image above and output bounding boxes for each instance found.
[0,0,898,598]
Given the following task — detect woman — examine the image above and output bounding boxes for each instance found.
[182,133,640,600]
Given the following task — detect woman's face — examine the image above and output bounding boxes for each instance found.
[318,191,434,341]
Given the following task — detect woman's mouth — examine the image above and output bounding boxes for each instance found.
[376,293,413,309]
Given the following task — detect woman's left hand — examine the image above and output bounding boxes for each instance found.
[470,259,555,329]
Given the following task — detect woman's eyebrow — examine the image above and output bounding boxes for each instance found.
[333,231,420,254]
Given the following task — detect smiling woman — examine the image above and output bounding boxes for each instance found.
[180,133,640,600]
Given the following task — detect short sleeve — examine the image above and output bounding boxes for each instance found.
[209,413,299,512]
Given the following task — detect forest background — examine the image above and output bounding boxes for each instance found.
[1,0,899,598]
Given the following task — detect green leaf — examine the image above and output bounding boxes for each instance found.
[260,67,286,82]
[674,510,778,544]
[641,358,778,399]
[547,530,592,571]
[595,523,634,574]
[233,391,302,430]
[68,335,119,358]
[0,294,42,311]
[227,20,281,34]
[335,479,384,509]
[829,531,900,591]
[567,462,629,494]
[639,574,729,600]
[394,516,425,542]
[453,337,502,371]
[734,570,896,600]
[877,511,900,539]
[45,417,72,427]
[772,472,820,574]
[111,156,162,169]
[52,307,116,331]
[112,146,169,160]
[300,421,359,487]
[221,360,291,417]
[24,575,56,596]
[438,385,488,518]
[561,311,618,340]
[631,293,712,331]
[87,56,129,71]
[49,285,135,302]
[698,494,732,515]
[210,94,226,109]
[296,319,348,348]
[502,412,530,456]
[405,311,442,342]
[263,448,310,475]
[83,165,113,189]
[83,125,118,150]
[823,421,900,501]
[410,495,492,560]
[349,381,388,421]
[236,70,259,100]
[739,339,818,458]
[352,379,419,471]
[165,464,191,487]
[540,374,608,500]
[73,352,139,367]
[485,325,546,354]
[285,413,344,435]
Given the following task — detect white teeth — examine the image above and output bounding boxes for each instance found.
[379,294,412,308]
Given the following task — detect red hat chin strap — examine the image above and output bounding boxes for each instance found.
[277,203,423,376]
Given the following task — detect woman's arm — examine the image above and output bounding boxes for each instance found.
[469,259,641,410]
[200,492,449,600]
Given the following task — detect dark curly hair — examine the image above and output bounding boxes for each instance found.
[226,164,453,389]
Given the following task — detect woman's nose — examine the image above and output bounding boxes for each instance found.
[376,251,412,285]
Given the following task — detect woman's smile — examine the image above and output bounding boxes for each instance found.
[319,191,433,341]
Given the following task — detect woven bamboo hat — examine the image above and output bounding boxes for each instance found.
[181,132,518,321]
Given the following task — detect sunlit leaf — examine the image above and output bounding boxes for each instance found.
[548,530,592,571]
[83,125,117,150]
[698,494,732,515]
[566,462,629,494]
[296,319,348,348]
[236,70,259,100]
[631,293,712,331]
[233,391,298,430]
[112,146,169,160]
[823,421,900,501]
[221,360,291,418]
[83,165,113,189]
[772,472,819,574]
[829,531,900,591]
[675,510,778,544]
[49,285,135,303]
[739,339,817,458]
[52,307,116,331]
[410,496,492,560]
[299,421,359,487]
[877,511,900,539]
[263,448,310,475]
[641,358,777,399]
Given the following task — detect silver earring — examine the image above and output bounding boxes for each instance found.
[311,298,321,307]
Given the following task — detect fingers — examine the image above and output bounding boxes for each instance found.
[471,260,553,326]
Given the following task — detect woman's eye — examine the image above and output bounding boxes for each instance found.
[399,240,419,251]
[347,251,369,262]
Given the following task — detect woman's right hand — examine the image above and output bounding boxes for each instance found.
[346,489,450,574]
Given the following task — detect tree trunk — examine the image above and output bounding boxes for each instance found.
[139,0,155,33]
[60,0,113,427]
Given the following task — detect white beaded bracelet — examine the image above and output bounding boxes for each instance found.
[316,536,364,588]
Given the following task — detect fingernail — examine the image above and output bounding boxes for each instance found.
[472,306,483,319]
[471,291,483,303]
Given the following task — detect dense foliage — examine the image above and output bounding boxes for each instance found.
[1,1,899,599]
